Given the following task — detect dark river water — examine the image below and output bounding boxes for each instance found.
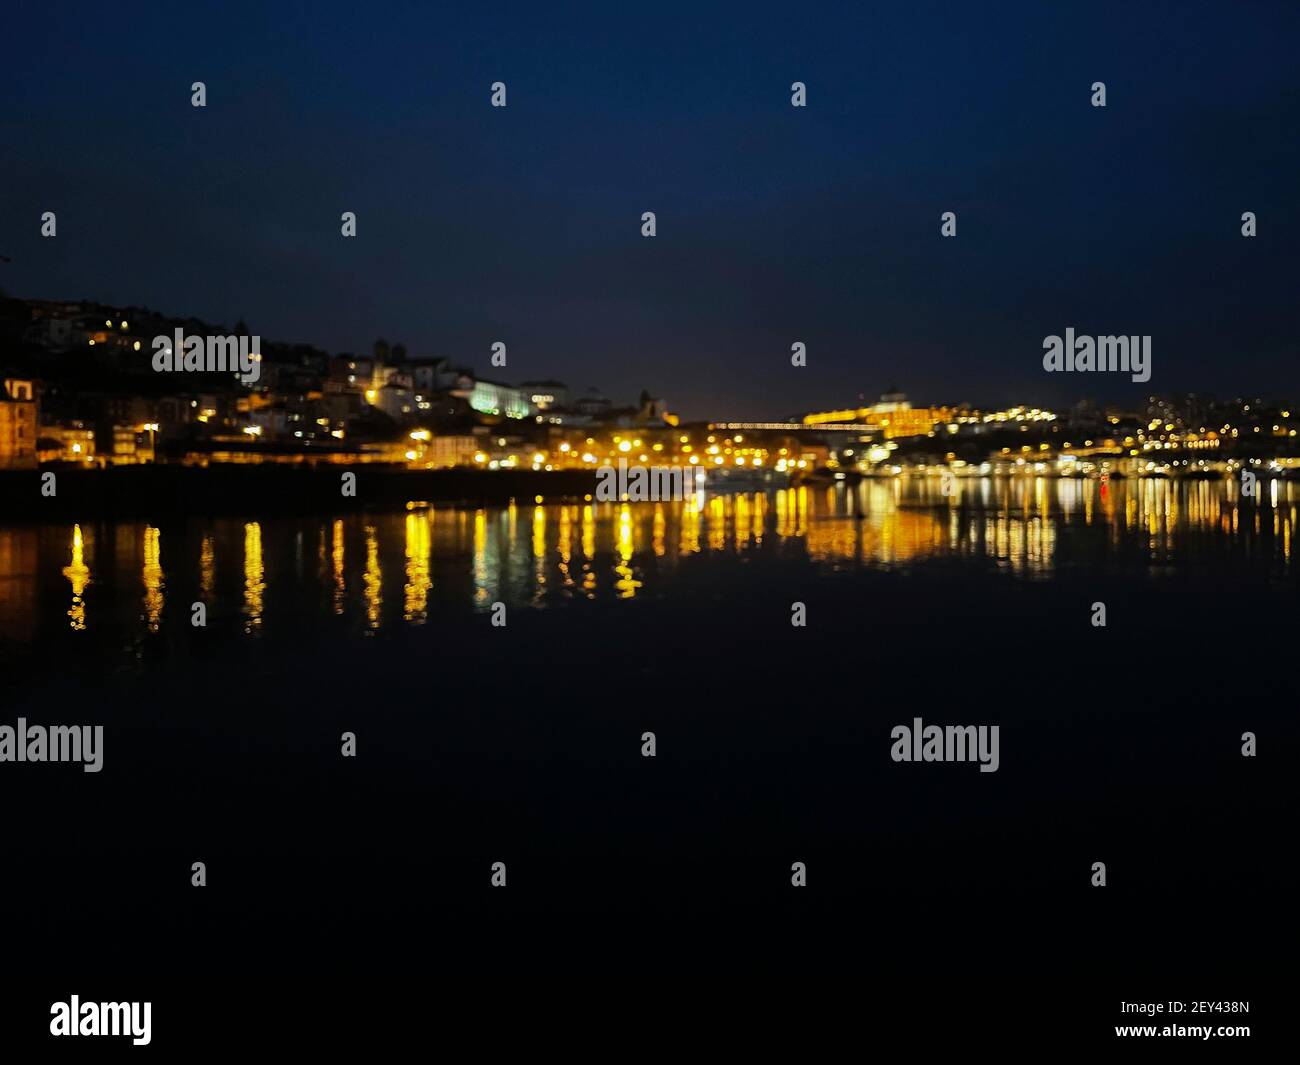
[2,477,1297,652]
[2,476,1291,1043]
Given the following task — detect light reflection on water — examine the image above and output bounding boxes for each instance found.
[0,477,1297,643]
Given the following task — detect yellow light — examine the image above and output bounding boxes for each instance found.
[618,440,631,453]
[132,340,141,351]
[559,442,570,452]
[409,429,430,441]
[405,450,417,460]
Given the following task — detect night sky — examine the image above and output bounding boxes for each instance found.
[3,1,1297,420]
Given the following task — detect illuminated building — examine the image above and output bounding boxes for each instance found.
[37,423,96,465]
[520,380,568,411]
[871,405,953,439]
[429,435,483,468]
[464,377,533,420]
[802,391,953,439]
[111,425,156,464]
[0,379,38,469]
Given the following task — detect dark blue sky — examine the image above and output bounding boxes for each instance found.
[3,1,1297,419]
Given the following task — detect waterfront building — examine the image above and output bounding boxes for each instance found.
[36,422,96,465]
[110,425,155,464]
[429,434,483,468]
[0,379,38,469]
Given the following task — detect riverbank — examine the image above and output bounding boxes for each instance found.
[0,465,600,519]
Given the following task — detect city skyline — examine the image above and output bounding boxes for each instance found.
[3,1,1298,420]
[9,287,1300,486]
[7,290,1300,423]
